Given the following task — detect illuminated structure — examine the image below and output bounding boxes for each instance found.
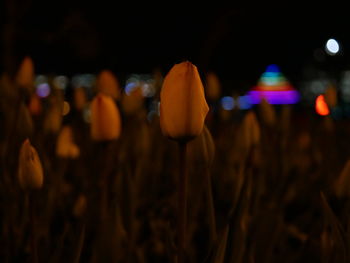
[248,64,300,104]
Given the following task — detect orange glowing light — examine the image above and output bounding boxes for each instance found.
[315,95,330,116]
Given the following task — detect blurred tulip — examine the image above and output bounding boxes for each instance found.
[242,111,260,150]
[74,87,87,111]
[160,61,209,141]
[258,98,276,126]
[28,93,42,116]
[96,70,121,100]
[56,126,80,159]
[18,139,44,190]
[324,85,337,108]
[43,106,62,134]
[91,93,122,141]
[205,72,221,101]
[73,194,87,218]
[15,56,34,90]
[121,86,145,115]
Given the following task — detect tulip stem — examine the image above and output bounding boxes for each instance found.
[29,193,38,263]
[177,141,187,263]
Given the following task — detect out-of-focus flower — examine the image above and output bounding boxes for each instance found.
[258,98,276,126]
[43,105,62,134]
[73,194,87,218]
[15,57,34,90]
[74,87,87,111]
[187,125,215,166]
[324,85,337,108]
[56,126,80,159]
[160,61,209,141]
[121,86,145,116]
[334,159,350,198]
[96,70,121,100]
[28,93,42,116]
[242,111,260,150]
[91,93,122,141]
[205,72,221,101]
[18,139,44,190]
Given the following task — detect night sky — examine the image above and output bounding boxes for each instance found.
[1,3,350,92]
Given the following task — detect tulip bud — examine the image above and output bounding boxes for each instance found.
[160,61,209,141]
[28,93,42,116]
[90,93,122,141]
[15,57,34,90]
[242,111,260,150]
[96,70,121,100]
[324,85,337,108]
[18,139,44,190]
[121,86,145,115]
[56,126,80,159]
[43,105,62,134]
[73,194,87,218]
[73,87,87,111]
[205,72,221,101]
[258,98,276,126]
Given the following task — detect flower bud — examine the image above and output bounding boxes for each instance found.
[28,93,42,116]
[73,87,87,111]
[90,93,122,141]
[205,72,221,101]
[160,61,209,141]
[43,105,62,134]
[18,139,44,190]
[258,98,276,126]
[242,111,260,150]
[56,126,80,159]
[121,86,145,115]
[73,194,87,218]
[96,70,121,100]
[15,57,34,89]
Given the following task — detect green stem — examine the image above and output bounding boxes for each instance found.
[177,142,187,263]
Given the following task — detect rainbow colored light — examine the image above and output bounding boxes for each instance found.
[247,64,300,104]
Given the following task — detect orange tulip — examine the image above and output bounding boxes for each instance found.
[18,139,44,190]
[160,61,209,141]
[205,72,221,101]
[242,111,260,150]
[90,93,122,141]
[56,126,80,159]
[15,56,35,89]
[121,86,145,116]
[96,70,121,100]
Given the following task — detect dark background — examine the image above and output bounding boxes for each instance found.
[1,2,350,92]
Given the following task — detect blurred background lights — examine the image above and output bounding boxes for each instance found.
[247,64,300,104]
[237,95,252,110]
[72,74,96,89]
[125,74,155,97]
[315,95,330,116]
[36,83,51,98]
[325,38,340,55]
[220,96,234,110]
[53,75,69,90]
